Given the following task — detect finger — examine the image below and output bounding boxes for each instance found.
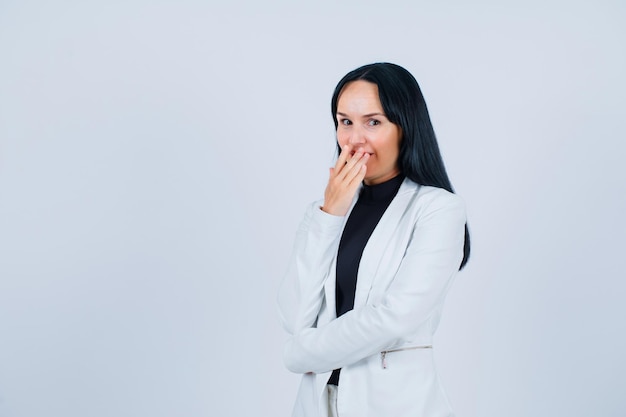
[351,163,367,186]
[337,148,365,181]
[343,164,367,194]
[344,153,369,184]
[333,144,353,174]
[337,152,366,185]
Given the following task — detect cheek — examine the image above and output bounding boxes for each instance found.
[379,134,401,161]
[336,131,349,147]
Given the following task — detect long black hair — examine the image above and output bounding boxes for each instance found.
[331,62,470,270]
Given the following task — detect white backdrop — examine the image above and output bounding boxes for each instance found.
[1,1,625,416]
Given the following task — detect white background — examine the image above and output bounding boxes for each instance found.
[1,1,625,416]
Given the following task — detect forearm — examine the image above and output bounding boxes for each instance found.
[277,202,345,334]
[283,266,456,374]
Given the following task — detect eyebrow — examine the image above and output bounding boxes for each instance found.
[336,112,386,118]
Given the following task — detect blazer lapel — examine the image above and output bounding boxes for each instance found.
[353,179,419,308]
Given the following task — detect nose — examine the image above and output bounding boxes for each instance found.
[348,125,366,146]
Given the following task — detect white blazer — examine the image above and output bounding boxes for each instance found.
[277,178,466,417]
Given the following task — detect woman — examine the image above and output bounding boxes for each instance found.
[277,62,470,417]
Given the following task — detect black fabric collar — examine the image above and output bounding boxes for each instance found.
[359,174,405,203]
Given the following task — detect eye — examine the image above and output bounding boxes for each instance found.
[340,119,352,126]
[367,119,381,126]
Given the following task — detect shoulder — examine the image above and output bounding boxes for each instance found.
[400,180,466,221]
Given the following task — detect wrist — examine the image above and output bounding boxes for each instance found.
[320,204,346,216]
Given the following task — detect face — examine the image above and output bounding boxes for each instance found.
[336,80,402,185]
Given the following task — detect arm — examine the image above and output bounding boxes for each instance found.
[283,191,466,374]
[276,202,344,335]
[277,145,369,335]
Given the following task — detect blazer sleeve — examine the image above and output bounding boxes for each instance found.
[283,191,466,374]
[277,201,345,335]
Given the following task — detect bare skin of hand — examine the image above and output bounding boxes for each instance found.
[321,144,369,216]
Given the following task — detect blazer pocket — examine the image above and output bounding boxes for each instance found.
[368,348,453,417]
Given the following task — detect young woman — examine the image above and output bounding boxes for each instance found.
[278,62,470,417]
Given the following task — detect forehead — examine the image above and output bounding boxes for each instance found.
[337,80,382,113]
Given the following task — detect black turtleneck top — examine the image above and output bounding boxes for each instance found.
[328,174,405,385]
